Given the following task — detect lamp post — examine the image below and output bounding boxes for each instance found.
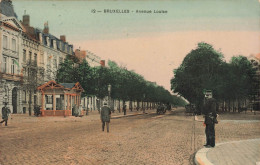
[3,95,8,104]
[108,84,112,112]
[143,93,146,113]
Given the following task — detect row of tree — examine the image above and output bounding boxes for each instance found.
[56,56,187,107]
[171,42,258,113]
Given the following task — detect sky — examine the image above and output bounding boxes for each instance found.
[12,0,260,93]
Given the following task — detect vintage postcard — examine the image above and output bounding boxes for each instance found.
[0,0,259,164]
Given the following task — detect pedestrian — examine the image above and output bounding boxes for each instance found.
[123,103,127,115]
[34,105,41,117]
[0,103,11,126]
[203,91,218,148]
[100,101,111,133]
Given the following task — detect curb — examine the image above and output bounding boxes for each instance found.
[111,112,155,119]
[194,138,260,165]
[194,147,214,165]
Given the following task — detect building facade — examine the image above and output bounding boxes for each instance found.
[20,14,74,114]
[0,0,75,114]
[0,0,23,114]
[248,54,260,110]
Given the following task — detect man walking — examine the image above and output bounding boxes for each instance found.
[123,103,127,115]
[1,103,11,126]
[203,91,218,147]
[100,101,111,133]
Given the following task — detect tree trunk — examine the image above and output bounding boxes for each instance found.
[228,100,231,112]
[129,101,133,111]
[29,90,32,116]
[118,99,121,113]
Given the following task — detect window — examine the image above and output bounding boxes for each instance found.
[27,68,30,77]
[3,35,7,49]
[29,51,32,63]
[22,67,26,75]
[34,53,37,64]
[3,56,7,73]
[12,38,16,51]
[53,59,57,68]
[11,59,15,74]
[45,95,53,104]
[23,90,26,103]
[23,50,26,62]
[41,53,44,64]
[58,57,63,68]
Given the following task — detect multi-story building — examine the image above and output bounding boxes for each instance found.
[248,54,260,110]
[20,14,74,114]
[0,0,24,114]
[0,0,74,114]
[75,49,102,67]
[75,49,102,111]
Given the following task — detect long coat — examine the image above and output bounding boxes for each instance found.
[100,105,111,122]
[204,98,217,125]
[2,106,10,120]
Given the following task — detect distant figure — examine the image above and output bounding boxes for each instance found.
[203,91,218,148]
[34,105,41,117]
[100,101,111,133]
[0,103,11,126]
[123,103,127,115]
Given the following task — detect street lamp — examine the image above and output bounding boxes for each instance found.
[1,79,9,104]
[143,94,146,113]
[108,84,112,112]
[108,84,111,97]
[3,95,8,104]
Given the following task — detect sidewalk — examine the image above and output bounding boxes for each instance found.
[195,138,260,165]
[85,108,157,120]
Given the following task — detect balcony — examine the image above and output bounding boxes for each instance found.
[3,48,18,58]
[0,72,22,82]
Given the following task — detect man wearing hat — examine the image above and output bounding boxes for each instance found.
[100,100,111,133]
[1,103,11,126]
[203,90,218,147]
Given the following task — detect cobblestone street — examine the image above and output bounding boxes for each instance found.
[0,108,259,165]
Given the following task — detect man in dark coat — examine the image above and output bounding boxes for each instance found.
[1,103,11,126]
[123,103,127,115]
[203,92,218,147]
[34,105,41,117]
[100,101,111,133]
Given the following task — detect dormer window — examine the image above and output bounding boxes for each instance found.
[44,36,47,45]
[50,39,54,48]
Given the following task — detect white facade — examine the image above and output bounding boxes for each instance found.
[0,15,24,114]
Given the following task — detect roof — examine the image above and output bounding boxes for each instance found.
[0,0,17,18]
[60,83,76,89]
[38,81,84,92]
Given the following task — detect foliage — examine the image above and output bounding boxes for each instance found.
[171,42,257,112]
[56,58,186,106]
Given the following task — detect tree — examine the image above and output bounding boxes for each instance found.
[56,57,76,83]
[171,42,224,113]
[22,60,44,116]
[228,56,257,110]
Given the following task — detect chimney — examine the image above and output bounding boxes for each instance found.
[38,32,42,43]
[43,21,49,34]
[100,60,105,67]
[23,13,30,26]
[60,35,66,42]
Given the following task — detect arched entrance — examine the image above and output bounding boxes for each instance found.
[12,87,18,113]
